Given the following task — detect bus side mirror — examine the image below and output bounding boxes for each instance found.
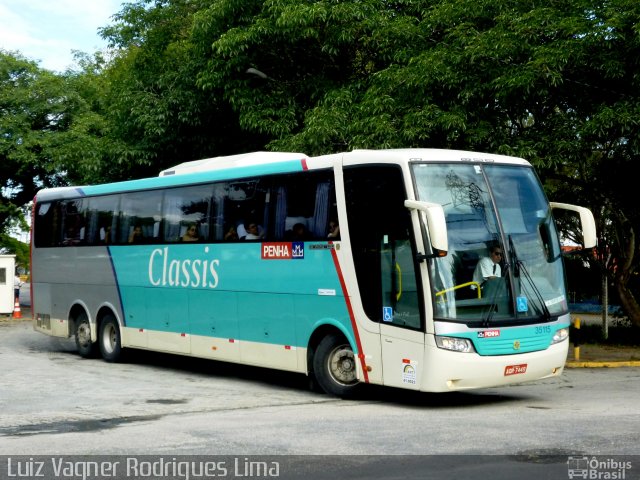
[404,200,448,257]
[550,202,597,250]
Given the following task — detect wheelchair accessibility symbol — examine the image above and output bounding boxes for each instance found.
[517,296,528,312]
[383,306,393,322]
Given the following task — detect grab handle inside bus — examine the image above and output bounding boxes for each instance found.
[404,200,448,257]
[395,262,402,302]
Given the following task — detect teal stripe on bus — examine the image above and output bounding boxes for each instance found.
[82,159,307,197]
[449,324,570,356]
[108,242,354,349]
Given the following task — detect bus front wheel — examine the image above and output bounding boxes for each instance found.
[75,312,97,358]
[99,315,122,362]
[313,333,360,397]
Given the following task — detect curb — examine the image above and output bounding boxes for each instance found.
[565,361,640,368]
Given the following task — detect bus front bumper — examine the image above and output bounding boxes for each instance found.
[420,339,569,392]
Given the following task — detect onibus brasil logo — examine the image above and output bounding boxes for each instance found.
[567,456,632,479]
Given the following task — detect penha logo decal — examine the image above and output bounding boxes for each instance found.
[261,242,304,260]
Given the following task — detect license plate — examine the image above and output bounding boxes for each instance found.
[504,364,527,376]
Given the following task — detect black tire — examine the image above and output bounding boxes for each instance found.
[74,312,97,358]
[313,333,360,397]
[99,314,123,362]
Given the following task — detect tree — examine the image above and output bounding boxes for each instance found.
[98,0,263,180]
[1,51,67,238]
[192,0,412,153]
[0,234,29,273]
[0,50,112,243]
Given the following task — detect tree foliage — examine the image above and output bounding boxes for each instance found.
[97,0,264,180]
[1,52,97,232]
[0,50,113,259]
[0,233,29,272]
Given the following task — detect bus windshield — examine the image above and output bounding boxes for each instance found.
[413,162,566,325]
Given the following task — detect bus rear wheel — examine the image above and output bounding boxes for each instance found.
[75,312,97,358]
[99,315,122,362]
[313,333,360,397]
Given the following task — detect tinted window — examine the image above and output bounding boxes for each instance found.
[34,202,60,248]
[163,185,213,243]
[33,170,337,247]
[85,195,119,245]
[118,191,163,244]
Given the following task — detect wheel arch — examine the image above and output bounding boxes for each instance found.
[95,303,121,332]
[68,302,91,338]
[306,320,356,376]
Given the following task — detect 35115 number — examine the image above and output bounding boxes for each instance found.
[535,325,551,334]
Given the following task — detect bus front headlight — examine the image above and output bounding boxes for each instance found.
[435,336,475,353]
[551,327,569,344]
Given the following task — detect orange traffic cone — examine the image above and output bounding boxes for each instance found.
[12,298,21,319]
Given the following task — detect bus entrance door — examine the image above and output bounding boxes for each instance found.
[379,237,425,390]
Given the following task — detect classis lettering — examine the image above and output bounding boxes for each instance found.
[148,247,220,288]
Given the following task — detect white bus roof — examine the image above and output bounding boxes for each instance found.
[159,151,310,176]
[160,149,531,177]
[316,148,531,167]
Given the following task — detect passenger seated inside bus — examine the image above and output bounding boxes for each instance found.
[285,222,311,241]
[63,226,82,246]
[128,225,144,244]
[181,223,201,242]
[327,219,340,239]
[100,225,113,244]
[224,226,239,241]
[243,222,263,240]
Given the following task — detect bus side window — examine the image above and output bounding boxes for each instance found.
[61,200,86,246]
[84,195,119,245]
[163,185,213,243]
[269,172,336,241]
[119,190,163,244]
[34,201,60,248]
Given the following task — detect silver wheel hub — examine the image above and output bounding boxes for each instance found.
[103,325,116,353]
[77,323,90,347]
[328,346,357,385]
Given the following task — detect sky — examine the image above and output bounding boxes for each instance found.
[0,0,129,72]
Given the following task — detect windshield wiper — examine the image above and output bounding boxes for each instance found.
[481,238,507,328]
[508,234,551,321]
[481,284,501,328]
[517,259,551,321]
[506,234,521,279]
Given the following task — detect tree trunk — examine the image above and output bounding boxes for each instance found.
[615,278,640,328]
[609,211,638,327]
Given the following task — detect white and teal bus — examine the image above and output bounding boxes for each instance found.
[31,149,596,396]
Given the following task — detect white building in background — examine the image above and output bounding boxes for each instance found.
[0,255,16,313]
